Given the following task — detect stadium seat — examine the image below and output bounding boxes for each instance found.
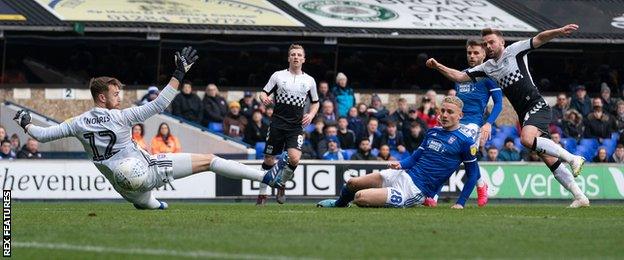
[580,138,599,150]
[304,124,315,134]
[491,137,505,150]
[499,125,519,138]
[344,149,356,159]
[602,139,617,156]
[255,142,266,159]
[562,138,577,153]
[208,122,224,133]
[371,148,379,157]
[611,132,620,141]
[513,137,524,151]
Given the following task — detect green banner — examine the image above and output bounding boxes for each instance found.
[474,164,624,199]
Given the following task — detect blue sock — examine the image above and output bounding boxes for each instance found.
[335,185,355,207]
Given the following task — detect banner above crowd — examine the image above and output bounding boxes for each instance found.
[288,0,536,31]
[0,0,25,21]
[35,0,303,26]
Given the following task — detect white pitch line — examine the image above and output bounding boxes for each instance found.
[14,241,318,260]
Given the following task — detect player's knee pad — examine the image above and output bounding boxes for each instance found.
[114,157,149,191]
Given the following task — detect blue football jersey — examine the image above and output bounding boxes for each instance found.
[455,75,501,126]
[403,125,478,198]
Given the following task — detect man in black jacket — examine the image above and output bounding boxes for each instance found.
[201,83,228,126]
[171,80,203,124]
[350,138,377,160]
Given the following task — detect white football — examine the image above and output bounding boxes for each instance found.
[114,157,148,190]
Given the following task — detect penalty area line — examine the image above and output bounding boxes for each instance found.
[14,241,318,260]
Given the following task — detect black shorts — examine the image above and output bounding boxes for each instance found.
[263,126,304,156]
[520,100,551,136]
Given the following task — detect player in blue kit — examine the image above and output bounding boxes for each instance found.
[317,96,480,209]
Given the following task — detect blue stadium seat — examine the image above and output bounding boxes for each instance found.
[499,125,519,138]
[208,122,224,133]
[612,132,620,141]
[491,137,505,150]
[562,138,577,153]
[514,137,524,151]
[255,142,266,160]
[580,138,599,150]
[602,139,617,156]
[371,148,379,157]
[344,149,356,159]
[304,124,315,134]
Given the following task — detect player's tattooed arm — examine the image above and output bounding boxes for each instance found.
[533,24,578,48]
[426,58,471,83]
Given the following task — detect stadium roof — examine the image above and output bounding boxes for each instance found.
[1,0,623,43]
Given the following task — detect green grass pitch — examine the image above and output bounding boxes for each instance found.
[14,202,624,259]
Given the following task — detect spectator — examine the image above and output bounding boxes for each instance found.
[316,123,338,157]
[171,80,203,124]
[262,105,274,126]
[356,103,370,122]
[390,98,409,131]
[498,137,521,161]
[347,107,366,138]
[319,100,337,124]
[600,83,620,116]
[562,109,584,141]
[447,89,457,96]
[0,125,7,142]
[363,117,382,149]
[350,138,377,160]
[322,136,348,160]
[425,90,440,111]
[239,91,261,119]
[223,101,248,140]
[485,146,499,161]
[317,80,336,109]
[404,122,425,153]
[132,123,148,151]
[551,92,569,128]
[380,121,406,154]
[610,144,624,163]
[367,94,389,125]
[337,117,356,149]
[150,123,182,154]
[404,106,428,135]
[615,100,624,131]
[9,134,20,154]
[300,132,317,159]
[332,72,355,117]
[418,95,439,129]
[570,85,591,117]
[201,83,228,125]
[592,147,609,163]
[17,138,42,159]
[550,132,563,147]
[243,110,268,146]
[136,85,159,106]
[377,144,396,161]
[309,117,325,152]
[583,98,616,140]
[0,140,16,160]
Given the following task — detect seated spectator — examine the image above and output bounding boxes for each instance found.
[403,106,428,135]
[243,110,268,146]
[347,107,365,138]
[0,140,16,160]
[404,122,425,153]
[356,103,370,122]
[332,72,355,117]
[551,92,568,128]
[498,137,521,161]
[337,117,356,149]
[171,80,203,124]
[447,89,457,96]
[418,96,439,129]
[150,123,182,154]
[570,84,591,117]
[317,80,336,109]
[9,134,20,154]
[17,138,42,159]
[583,98,616,140]
[363,117,382,149]
[136,86,159,106]
[262,105,274,126]
[0,125,7,142]
[309,117,325,152]
[380,121,406,154]
[350,138,377,160]
[223,101,248,140]
[239,91,261,120]
[377,144,396,161]
[615,100,624,131]
[317,123,338,158]
[367,94,389,126]
[319,100,337,124]
[610,144,624,163]
[301,132,317,159]
[600,83,619,116]
[201,83,228,125]
[132,123,148,151]
[562,109,584,141]
[485,146,499,161]
[322,136,348,160]
[592,147,609,163]
[390,98,409,131]
[550,132,563,147]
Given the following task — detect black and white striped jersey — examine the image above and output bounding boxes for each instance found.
[467,38,543,115]
[263,69,319,130]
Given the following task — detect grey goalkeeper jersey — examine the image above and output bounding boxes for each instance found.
[27,85,178,165]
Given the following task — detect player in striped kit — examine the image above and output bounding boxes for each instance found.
[13,47,288,209]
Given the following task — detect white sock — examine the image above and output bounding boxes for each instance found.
[477,177,485,188]
[535,137,575,162]
[210,157,264,182]
[258,183,269,196]
[553,164,586,200]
